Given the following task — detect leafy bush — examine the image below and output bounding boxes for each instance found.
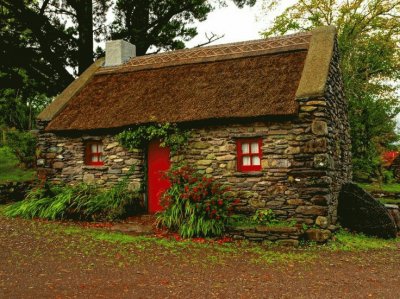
[251,209,276,224]
[157,165,238,238]
[5,130,36,168]
[4,179,142,221]
[117,123,190,153]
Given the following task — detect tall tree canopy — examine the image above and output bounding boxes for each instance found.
[0,0,256,129]
[263,0,400,181]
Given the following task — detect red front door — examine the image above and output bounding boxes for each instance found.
[147,140,171,213]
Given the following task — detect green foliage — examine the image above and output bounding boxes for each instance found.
[117,123,190,153]
[4,130,36,168]
[157,164,238,238]
[263,0,400,181]
[4,168,141,221]
[251,209,275,224]
[0,146,35,183]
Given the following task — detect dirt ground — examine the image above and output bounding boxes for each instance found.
[0,215,399,299]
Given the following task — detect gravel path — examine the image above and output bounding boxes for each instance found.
[0,215,399,299]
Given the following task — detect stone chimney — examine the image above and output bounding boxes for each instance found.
[105,40,136,67]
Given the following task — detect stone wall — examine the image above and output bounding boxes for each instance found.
[0,181,33,203]
[36,120,144,192]
[172,41,351,230]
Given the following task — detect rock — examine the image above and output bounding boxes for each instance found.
[338,183,397,238]
[243,232,266,238]
[226,161,236,171]
[205,167,214,174]
[249,198,265,208]
[37,159,45,166]
[300,106,317,112]
[216,154,235,161]
[305,228,331,243]
[314,154,332,169]
[255,226,299,234]
[106,142,119,150]
[192,141,210,149]
[276,239,299,247]
[196,160,213,166]
[287,199,303,206]
[285,146,300,155]
[315,216,328,228]
[53,162,64,169]
[264,159,291,169]
[311,120,328,136]
[296,205,327,216]
[128,181,141,191]
[83,173,95,184]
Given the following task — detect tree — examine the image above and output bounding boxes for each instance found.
[111,0,257,55]
[262,0,400,181]
[1,0,258,130]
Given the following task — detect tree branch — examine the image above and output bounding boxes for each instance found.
[194,32,225,48]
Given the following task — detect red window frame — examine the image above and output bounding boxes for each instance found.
[85,142,104,166]
[236,138,262,172]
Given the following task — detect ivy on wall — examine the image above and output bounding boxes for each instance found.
[117,123,190,153]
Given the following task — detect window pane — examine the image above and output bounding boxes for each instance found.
[243,156,251,166]
[252,156,260,166]
[91,144,97,153]
[251,142,259,154]
[242,143,250,154]
[91,155,98,162]
[99,154,104,162]
[98,144,103,152]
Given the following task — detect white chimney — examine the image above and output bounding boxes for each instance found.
[105,40,136,67]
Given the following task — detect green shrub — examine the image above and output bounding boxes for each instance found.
[251,209,275,224]
[5,179,142,221]
[157,164,238,238]
[5,130,36,168]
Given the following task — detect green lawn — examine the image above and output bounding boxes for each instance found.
[358,183,400,193]
[0,147,35,183]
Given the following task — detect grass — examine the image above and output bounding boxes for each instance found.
[358,182,400,193]
[326,230,398,251]
[378,198,400,205]
[0,146,35,183]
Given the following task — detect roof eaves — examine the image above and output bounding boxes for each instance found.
[37,58,105,122]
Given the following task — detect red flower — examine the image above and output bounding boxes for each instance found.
[217,200,223,206]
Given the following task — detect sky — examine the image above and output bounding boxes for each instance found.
[186,1,296,47]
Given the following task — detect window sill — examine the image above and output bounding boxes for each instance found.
[233,171,264,177]
[82,165,108,171]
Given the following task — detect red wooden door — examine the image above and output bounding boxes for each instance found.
[147,140,171,213]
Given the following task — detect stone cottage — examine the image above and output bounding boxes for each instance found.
[36,26,351,233]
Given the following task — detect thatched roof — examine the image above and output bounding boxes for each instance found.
[40,26,337,131]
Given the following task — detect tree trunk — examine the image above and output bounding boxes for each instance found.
[74,0,94,74]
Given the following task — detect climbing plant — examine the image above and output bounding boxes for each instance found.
[117,123,190,153]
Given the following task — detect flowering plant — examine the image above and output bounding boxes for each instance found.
[156,164,239,238]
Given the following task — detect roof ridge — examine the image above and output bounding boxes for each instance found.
[141,30,312,57]
[98,31,312,74]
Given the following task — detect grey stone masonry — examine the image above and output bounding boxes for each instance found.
[36,120,144,191]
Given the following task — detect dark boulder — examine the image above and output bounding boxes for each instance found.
[338,183,397,239]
